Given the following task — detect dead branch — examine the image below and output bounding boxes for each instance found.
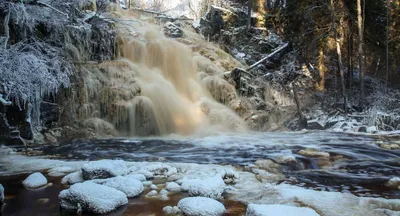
[246,43,289,71]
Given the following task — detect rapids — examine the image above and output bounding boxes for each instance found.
[13,132,400,199]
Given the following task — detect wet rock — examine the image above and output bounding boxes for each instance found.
[254,159,281,173]
[178,197,226,216]
[23,172,47,189]
[298,148,330,158]
[275,155,297,164]
[19,121,33,140]
[358,126,367,133]
[59,181,128,214]
[307,119,325,130]
[103,176,144,198]
[61,171,84,185]
[81,159,128,180]
[166,182,181,192]
[164,22,183,38]
[163,206,182,215]
[380,143,400,150]
[246,204,320,216]
[181,176,225,199]
[386,177,400,189]
[222,169,239,184]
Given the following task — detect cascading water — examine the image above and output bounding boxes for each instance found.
[77,9,247,136]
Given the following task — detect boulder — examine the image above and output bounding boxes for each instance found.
[23,172,47,189]
[81,159,128,180]
[178,197,226,216]
[246,204,320,216]
[254,159,281,173]
[307,119,325,130]
[102,176,144,198]
[59,181,128,214]
[298,148,330,158]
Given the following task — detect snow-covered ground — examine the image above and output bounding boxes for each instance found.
[0,153,398,215]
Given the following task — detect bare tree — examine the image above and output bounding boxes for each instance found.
[386,0,390,91]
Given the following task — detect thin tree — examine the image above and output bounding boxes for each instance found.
[330,0,347,111]
[386,0,390,91]
[347,19,353,102]
[357,0,365,110]
[247,0,252,32]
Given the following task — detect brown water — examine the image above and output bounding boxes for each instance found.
[0,173,246,216]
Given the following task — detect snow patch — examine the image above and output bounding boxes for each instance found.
[22,172,47,188]
[59,181,128,214]
[246,204,320,216]
[178,197,226,216]
[166,182,181,192]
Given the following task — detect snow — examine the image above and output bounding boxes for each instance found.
[22,172,47,188]
[59,181,128,214]
[192,19,201,29]
[81,159,128,180]
[102,176,144,198]
[246,204,320,216]
[61,171,84,185]
[181,175,225,199]
[163,206,181,215]
[178,197,226,216]
[137,163,177,179]
[166,182,181,192]
[126,173,146,181]
[150,184,158,190]
[160,189,169,195]
[0,184,4,202]
[146,190,158,196]
[367,126,378,133]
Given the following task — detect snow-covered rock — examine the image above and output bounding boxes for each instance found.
[81,159,128,180]
[137,164,177,179]
[146,190,158,197]
[246,204,320,216]
[150,184,158,190]
[166,182,181,192]
[126,173,147,181]
[181,176,225,199]
[61,171,84,185]
[23,172,47,188]
[103,176,144,198]
[163,205,182,215]
[160,189,169,195]
[178,197,226,216]
[0,184,4,202]
[366,126,378,133]
[59,181,128,214]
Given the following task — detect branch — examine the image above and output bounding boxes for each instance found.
[37,1,68,18]
[2,3,10,49]
[245,43,289,71]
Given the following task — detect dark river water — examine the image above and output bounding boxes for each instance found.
[13,131,400,199]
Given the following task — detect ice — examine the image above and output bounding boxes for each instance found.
[166,182,181,192]
[81,159,128,180]
[246,204,320,216]
[0,184,4,202]
[177,197,226,216]
[59,181,128,214]
[22,172,47,188]
[102,176,144,198]
[181,176,225,199]
[61,171,84,185]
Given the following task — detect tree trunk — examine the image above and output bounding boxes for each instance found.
[247,0,252,32]
[386,0,390,91]
[317,48,326,90]
[357,0,365,110]
[348,20,353,103]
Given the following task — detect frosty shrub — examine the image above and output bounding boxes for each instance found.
[0,41,73,105]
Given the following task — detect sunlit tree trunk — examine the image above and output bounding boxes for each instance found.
[348,20,353,103]
[357,0,365,110]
